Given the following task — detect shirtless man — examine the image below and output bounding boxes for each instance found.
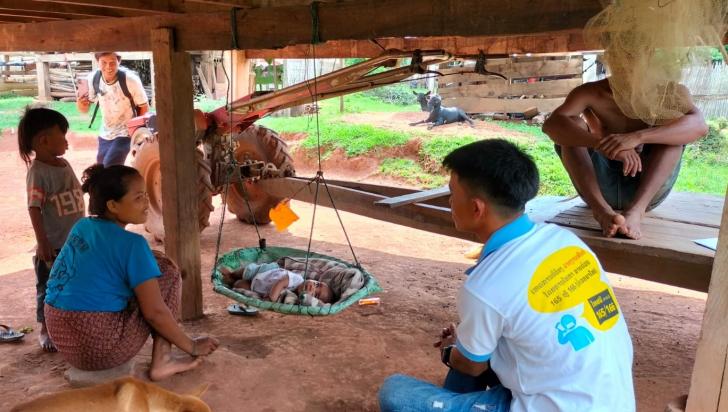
[542,78,707,239]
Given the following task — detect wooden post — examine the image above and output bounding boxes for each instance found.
[35,54,50,101]
[686,188,728,411]
[339,58,345,113]
[223,50,251,100]
[151,27,203,321]
[0,55,6,84]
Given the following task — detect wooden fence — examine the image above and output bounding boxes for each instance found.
[437,55,584,114]
[685,63,728,119]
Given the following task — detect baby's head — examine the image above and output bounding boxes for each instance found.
[297,279,335,304]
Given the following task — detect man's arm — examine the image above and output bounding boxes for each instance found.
[137,103,149,116]
[268,276,289,302]
[76,96,91,114]
[598,86,708,158]
[450,347,490,376]
[542,85,600,148]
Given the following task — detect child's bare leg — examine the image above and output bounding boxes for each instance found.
[560,146,625,237]
[39,320,56,352]
[621,145,682,240]
[149,333,201,381]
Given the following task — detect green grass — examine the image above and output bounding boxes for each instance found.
[420,135,478,171]
[0,93,724,197]
[298,122,411,157]
[491,120,547,138]
[676,147,728,195]
[379,158,448,188]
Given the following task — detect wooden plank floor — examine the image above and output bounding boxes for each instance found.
[545,192,722,292]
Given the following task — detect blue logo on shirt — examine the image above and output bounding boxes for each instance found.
[556,314,595,351]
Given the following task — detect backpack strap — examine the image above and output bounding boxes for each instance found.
[87,69,140,129]
[116,70,139,117]
[88,70,102,129]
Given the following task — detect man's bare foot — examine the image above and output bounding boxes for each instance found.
[593,208,625,238]
[619,210,643,240]
[149,354,202,381]
[39,323,57,352]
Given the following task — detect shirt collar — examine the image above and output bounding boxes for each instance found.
[465,214,535,275]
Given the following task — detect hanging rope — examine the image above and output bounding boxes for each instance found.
[212,0,361,285]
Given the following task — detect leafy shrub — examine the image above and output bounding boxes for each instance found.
[362,84,418,106]
[697,117,728,156]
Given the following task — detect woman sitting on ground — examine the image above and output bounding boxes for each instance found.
[44,164,218,380]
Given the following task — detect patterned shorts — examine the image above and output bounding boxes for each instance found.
[45,251,181,371]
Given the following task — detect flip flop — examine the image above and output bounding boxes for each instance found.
[227,303,259,317]
[0,324,25,343]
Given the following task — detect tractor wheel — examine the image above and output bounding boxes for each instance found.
[225,125,295,224]
[131,129,215,242]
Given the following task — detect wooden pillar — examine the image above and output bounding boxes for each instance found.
[35,54,51,101]
[223,50,251,100]
[151,28,203,321]
[0,55,7,84]
[686,188,728,411]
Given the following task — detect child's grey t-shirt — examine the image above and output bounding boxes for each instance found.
[27,159,85,250]
[251,269,304,297]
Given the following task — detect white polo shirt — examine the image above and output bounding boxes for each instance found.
[456,214,635,412]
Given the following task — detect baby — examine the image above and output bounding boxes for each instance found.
[221,262,335,304]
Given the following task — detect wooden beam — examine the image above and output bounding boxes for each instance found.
[0,0,145,18]
[0,15,57,23]
[0,10,65,20]
[186,0,336,7]
[441,96,565,113]
[0,0,603,52]
[686,189,728,411]
[375,186,449,208]
[38,52,151,62]
[31,0,179,14]
[151,27,203,320]
[244,31,590,58]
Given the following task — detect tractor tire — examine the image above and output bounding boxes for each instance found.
[131,129,215,242]
[225,125,295,225]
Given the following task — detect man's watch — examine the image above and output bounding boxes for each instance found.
[441,345,454,368]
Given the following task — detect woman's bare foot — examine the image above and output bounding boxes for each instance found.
[619,210,643,240]
[149,353,202,381]
[39,322,57,352]
[592,207,625,238]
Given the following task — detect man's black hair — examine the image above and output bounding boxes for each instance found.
[442,139,539,216]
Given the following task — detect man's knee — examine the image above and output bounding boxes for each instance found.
[379,374,415,411]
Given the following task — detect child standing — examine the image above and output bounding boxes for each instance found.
[18,107,84,352]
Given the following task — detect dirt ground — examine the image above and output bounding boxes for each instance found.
[0,121,709,411]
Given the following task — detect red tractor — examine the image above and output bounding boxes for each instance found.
[126,50,452,240]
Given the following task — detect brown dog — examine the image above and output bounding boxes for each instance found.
[11,376,211,412]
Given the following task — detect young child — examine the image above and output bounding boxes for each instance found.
[18,107,85,352]
[223,263,336,304]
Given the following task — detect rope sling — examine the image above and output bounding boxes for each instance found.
[209,5,381,316]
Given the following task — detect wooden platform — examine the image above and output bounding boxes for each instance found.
[544,192,721,292]
[261,178,721,293]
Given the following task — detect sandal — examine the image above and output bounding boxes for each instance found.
[0,324,25,343]
[227,303,259,317]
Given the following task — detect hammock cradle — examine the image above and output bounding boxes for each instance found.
[212,246,382,316]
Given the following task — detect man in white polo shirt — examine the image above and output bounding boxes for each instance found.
[379,139,635,412]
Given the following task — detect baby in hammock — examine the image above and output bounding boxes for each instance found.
[221,262,335,304]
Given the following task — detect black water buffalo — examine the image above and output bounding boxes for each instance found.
[409,94,475,130]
